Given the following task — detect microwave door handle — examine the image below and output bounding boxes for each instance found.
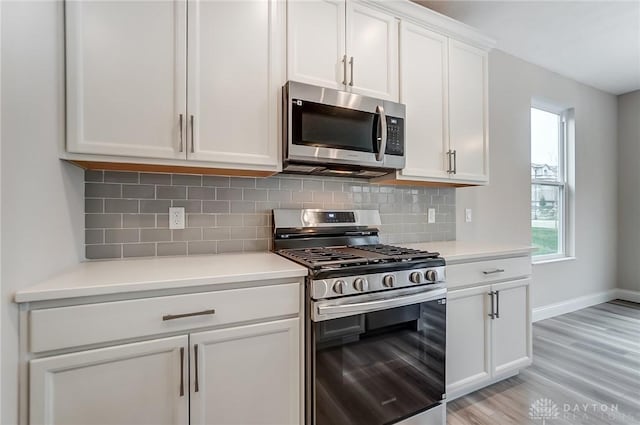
[375,105,387,162]
[313,287,446,321]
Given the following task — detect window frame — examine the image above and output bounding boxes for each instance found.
[530,105,570,261]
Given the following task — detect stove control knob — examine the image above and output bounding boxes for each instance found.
[353,278,369,292]
[425,270,438,282]
[332,280,346,295]
[409,272,422,284]
[383,275,395,288]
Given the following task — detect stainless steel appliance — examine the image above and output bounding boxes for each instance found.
[283,81,406,178]
[273,209,447,425]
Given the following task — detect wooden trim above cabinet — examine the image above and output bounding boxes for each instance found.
[372,176,475,188]
[67,160,277,178]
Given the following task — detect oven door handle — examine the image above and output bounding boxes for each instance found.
[313,287,447,322]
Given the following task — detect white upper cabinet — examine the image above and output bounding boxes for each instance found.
[346,2,399,100]
[287,0,346,90]
[448,39,489,183]
[398,21,449,180]
[381,18,490,186]
[287,0,399,101]
[65,0,283,173]
[65,1,186,159]
[187,0,283,168]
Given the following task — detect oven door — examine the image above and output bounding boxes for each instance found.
[285,81,405,170]
[308,287,446,425]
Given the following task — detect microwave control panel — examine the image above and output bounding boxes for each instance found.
[385,117,404,156]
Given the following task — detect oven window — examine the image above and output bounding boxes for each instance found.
[292,101,378,153]
[313,299,446,425]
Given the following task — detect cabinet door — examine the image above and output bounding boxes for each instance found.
[66,1,186,159]
[346,2,399,101]
[448,39,489,182]
[287,0,346,90]
[30,336,189,425]
[446,285,492,397]
[491,279,532,376]
[398,21,449,180]
[190,319,300,425]
[187,0,284,170]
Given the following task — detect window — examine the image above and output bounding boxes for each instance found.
[531,106,570,260]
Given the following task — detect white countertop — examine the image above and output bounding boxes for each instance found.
[14,252,308,303]
[402,240,533,263]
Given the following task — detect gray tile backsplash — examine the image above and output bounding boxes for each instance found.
[84,171,456,259]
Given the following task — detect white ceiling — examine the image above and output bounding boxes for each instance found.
[415,1,640,95]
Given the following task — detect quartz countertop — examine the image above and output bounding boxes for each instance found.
[402,240,533,264]
[14,252,308,303]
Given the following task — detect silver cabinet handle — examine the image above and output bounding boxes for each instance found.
[483,268,505,275]
[178,114,184,152]
[349,56,354,86]
[342,55,348,85]
[375,105,387,162]
[488,291,495,319]
[194,344,200,393]
[446,150,453,174]
[189,115,195,153]
[453,150,457,174]
[179,347,185,397]
[162,309,216,321]
[495,290,500,319]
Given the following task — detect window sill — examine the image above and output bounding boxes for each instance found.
[532,256,576,266]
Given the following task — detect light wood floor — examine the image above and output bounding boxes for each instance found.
[447,300,640,425]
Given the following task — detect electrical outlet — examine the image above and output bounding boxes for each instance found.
[428,208,436,224]
[465,208,473,223]
[169,207,185,230]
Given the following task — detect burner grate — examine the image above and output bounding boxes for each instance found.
[353,244,440,260]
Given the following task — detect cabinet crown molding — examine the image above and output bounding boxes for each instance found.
[361,0,496,50]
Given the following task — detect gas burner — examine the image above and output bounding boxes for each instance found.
[278,247,370,268]
[352,244,440,261]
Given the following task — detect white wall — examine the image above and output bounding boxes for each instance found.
[1,2,84,424]
[617,90,640,292]
[456,50,618,309]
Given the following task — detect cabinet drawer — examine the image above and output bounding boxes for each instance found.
[30,282,300,353]
[446,256,531,289]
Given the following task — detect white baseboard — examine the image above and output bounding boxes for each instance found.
[532,289,618,322]
[616,289,640,303]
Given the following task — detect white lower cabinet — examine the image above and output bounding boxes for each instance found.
[190,319,300,425]
[491,279,531,376]
[446,285,491,395]
[25,282,302,425]
[446,272,531,400]
[30,336,190,425]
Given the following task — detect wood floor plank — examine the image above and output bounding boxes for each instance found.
[447,301,640,425]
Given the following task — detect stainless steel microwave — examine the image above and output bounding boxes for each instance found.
[283,81,406,178]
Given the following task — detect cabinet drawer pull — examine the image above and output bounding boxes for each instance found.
[483,268,505,275]
[194,344,200,393]
[162,309,216,321]
[179,347,185,397]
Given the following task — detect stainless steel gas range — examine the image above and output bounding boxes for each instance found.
[273,209,447,425]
